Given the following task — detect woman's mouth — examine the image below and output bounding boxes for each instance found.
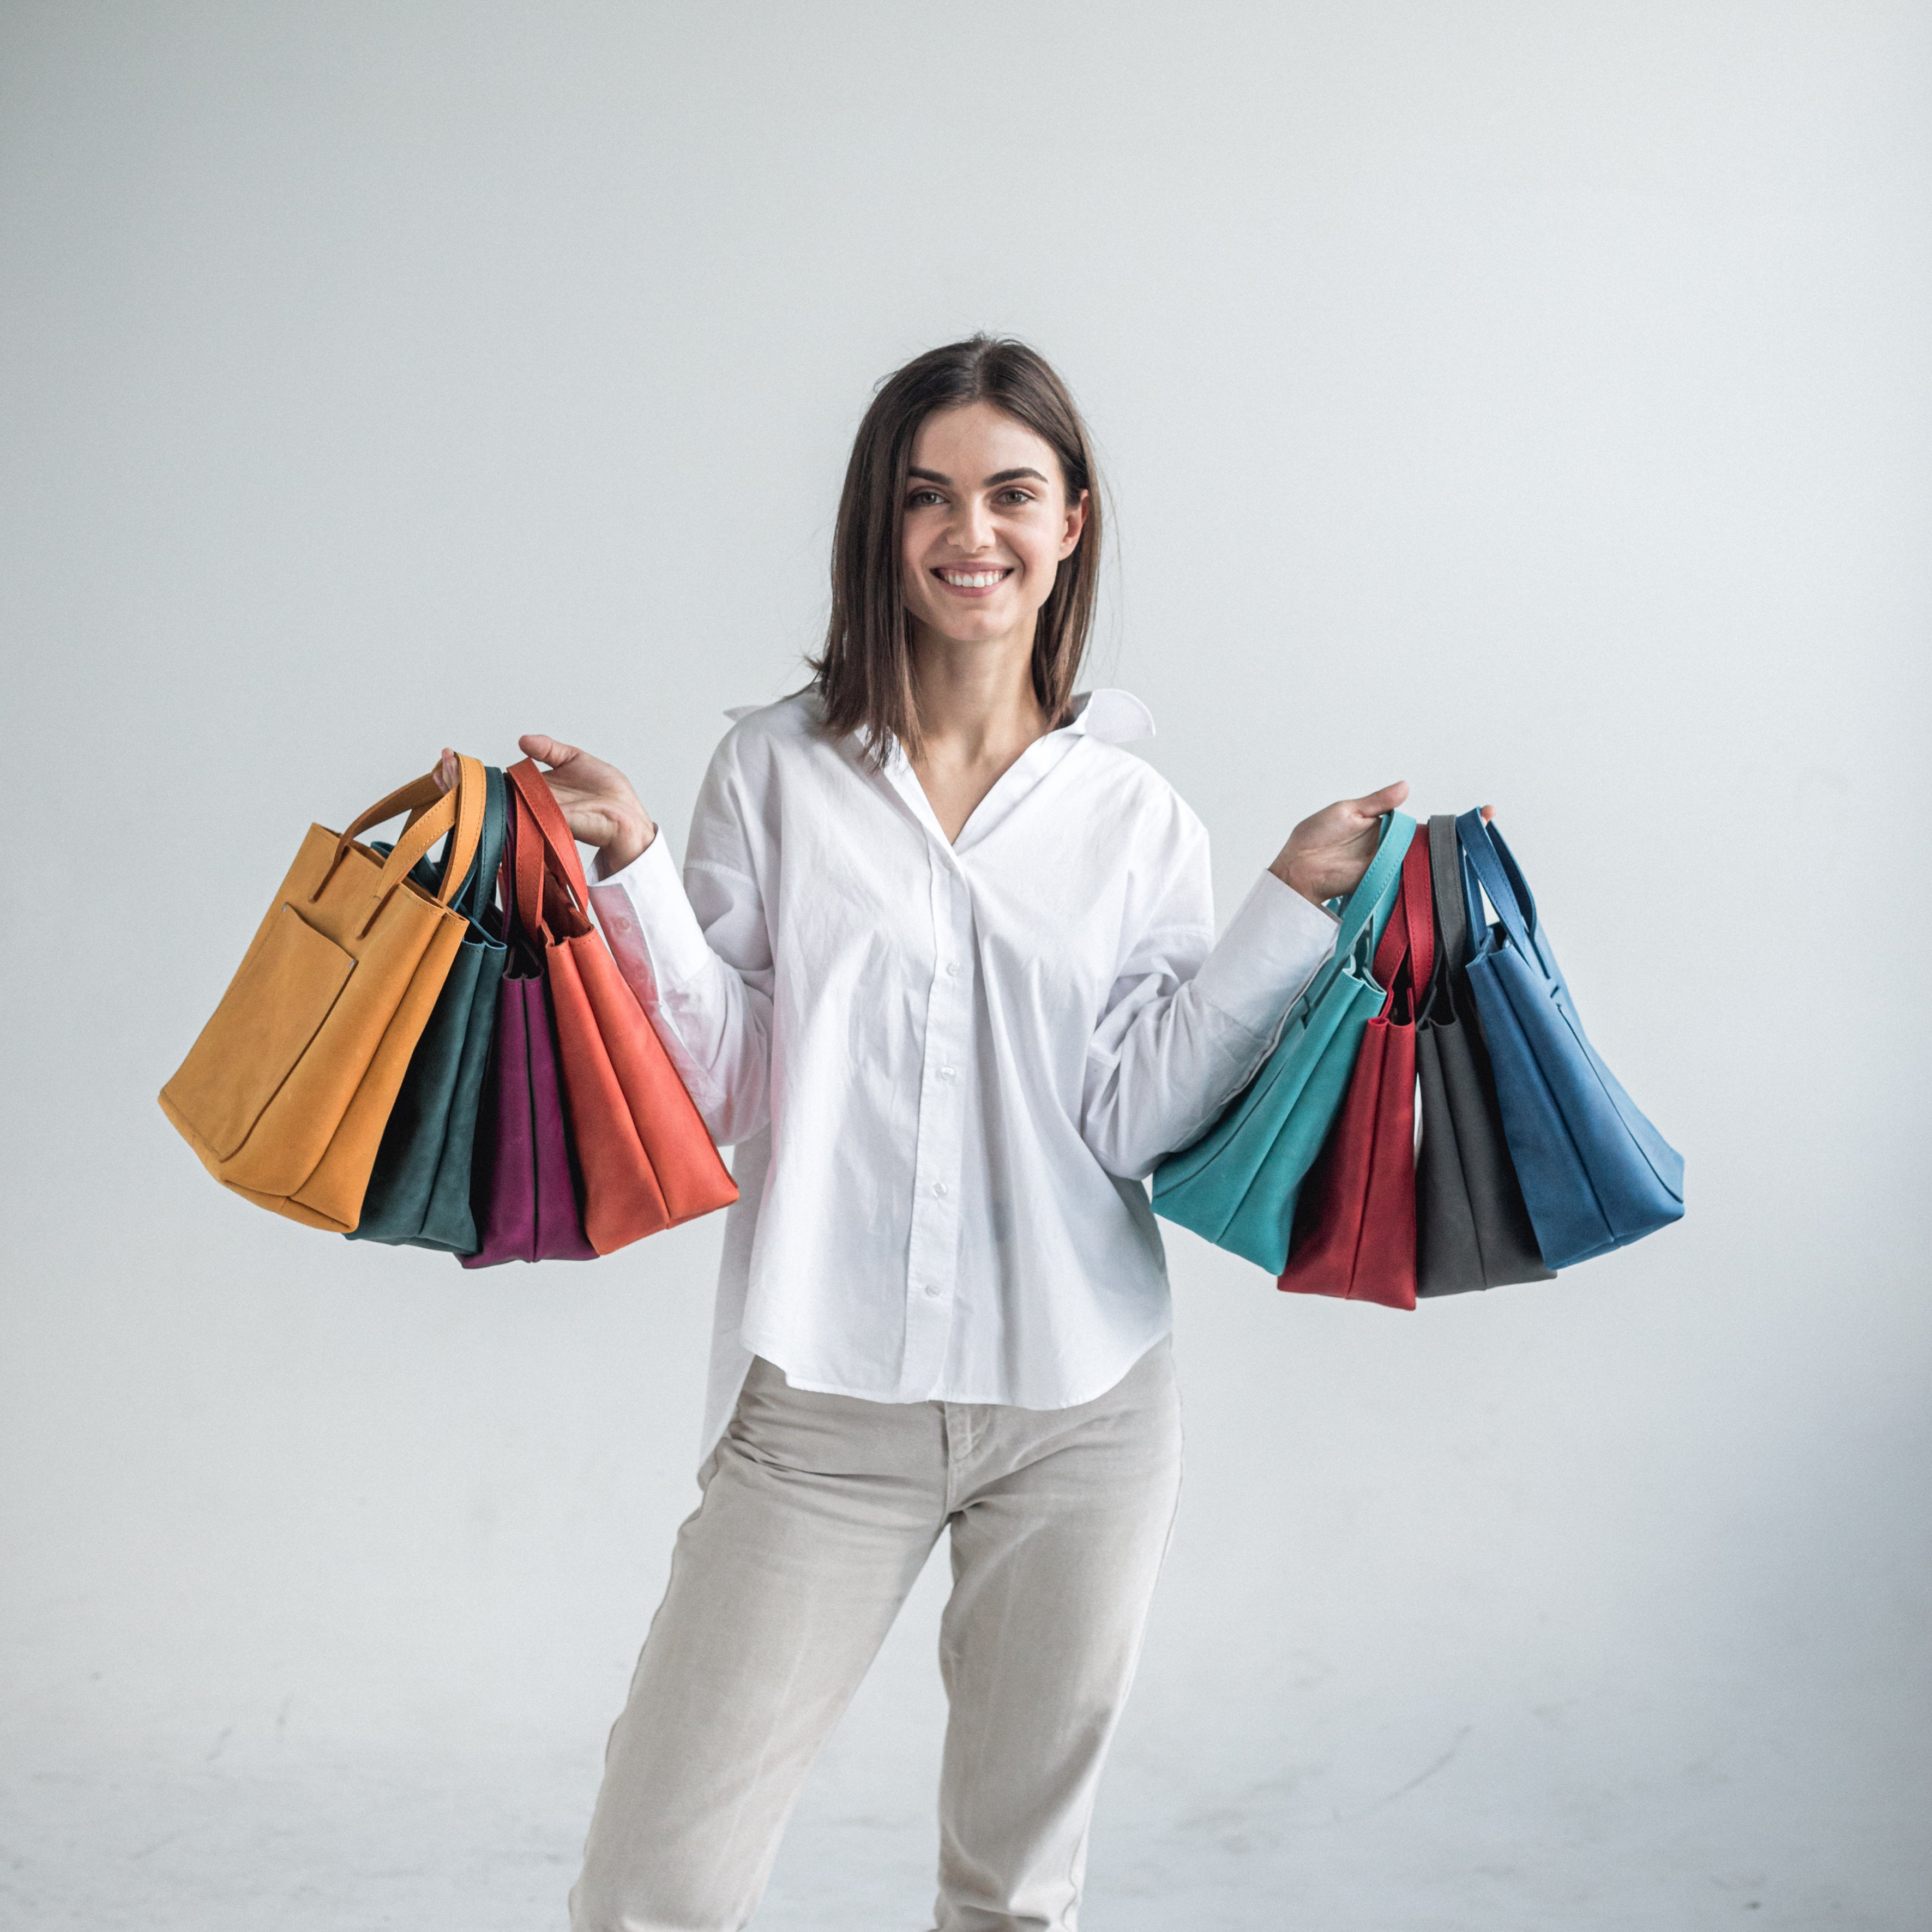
[933,566,1013,597]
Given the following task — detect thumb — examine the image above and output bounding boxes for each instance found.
[1351,779,1410,818]
[518,733,574,771]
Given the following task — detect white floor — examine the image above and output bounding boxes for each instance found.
[7,1549,1924,1931]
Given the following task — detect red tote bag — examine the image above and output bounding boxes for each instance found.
[503,759,737,1255]
[1278,827,1435,1309]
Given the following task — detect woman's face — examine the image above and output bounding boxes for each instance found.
[900,401,1087,654]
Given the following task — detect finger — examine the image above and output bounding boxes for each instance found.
[434,748,458,795]
[1349,779,1410,817]
[518,733,574,770]
[1479,803,1495,823]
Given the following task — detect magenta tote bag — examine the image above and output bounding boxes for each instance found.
[461,798,595,1268]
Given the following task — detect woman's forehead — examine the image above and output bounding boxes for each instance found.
[910,401,1056,477]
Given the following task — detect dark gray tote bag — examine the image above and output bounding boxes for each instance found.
[1414,815,1554,1295]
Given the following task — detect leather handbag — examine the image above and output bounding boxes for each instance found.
[1456,809,1684,1268]
[1153,812,1417,1274]
[1413,815,1553,1295]
[503,760,738,1253]
[160,756,487,1232]
[1278,825,1434,1308]
[462,790,597,1267]
[348,765,510,1254]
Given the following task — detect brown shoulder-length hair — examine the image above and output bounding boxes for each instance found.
[810,335,1103,763]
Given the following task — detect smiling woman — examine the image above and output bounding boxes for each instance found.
[815,336,1100,771]
[477,334,1411,1932]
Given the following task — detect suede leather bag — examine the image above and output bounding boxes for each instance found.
[348,765,510,1254]
[1458,809,1684,1268]
[1278,826,1434,1309]
[1152,812,1416,1275]
[462,790,597,1267]
[1413,814,1553,1295]
[502,760,737,1255]
[160,756,487,1232]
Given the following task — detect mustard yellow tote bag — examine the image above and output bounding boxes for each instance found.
[160,756,486,1232]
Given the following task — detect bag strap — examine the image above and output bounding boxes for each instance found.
[312,756,485,936]
[390,761,504,914]
[1455,808,1540,965]
[505,757,596,922]
[1369,824,1434,1020]
[1402,824,1434,1003]
[454,766,507,922]
[1427,815,1470,971]
[1332,811,1416,965]
[505,763,593,946]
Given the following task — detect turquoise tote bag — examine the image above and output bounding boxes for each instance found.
[1152,812,1416,1273]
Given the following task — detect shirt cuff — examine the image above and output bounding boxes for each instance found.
[587,832,718,995]
[1189,870,1339,1039]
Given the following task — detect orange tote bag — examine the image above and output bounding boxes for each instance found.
[160,756,487,1232]
[503,759,737,1254]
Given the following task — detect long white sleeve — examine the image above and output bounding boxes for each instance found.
[1082,846,1338,1181]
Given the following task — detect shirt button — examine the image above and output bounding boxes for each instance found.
[933,1181,948,1197]
[939,1066,958,1081]
[946,961,960,977]
[923,1281,943,1299]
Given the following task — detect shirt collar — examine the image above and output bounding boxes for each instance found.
[724,688,1156,748]
[1064,689,1155,744]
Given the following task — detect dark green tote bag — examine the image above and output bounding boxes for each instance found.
[347,765,509,1254]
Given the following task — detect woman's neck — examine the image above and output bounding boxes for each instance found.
[909,629,1049,762]
[905,629,1052,842]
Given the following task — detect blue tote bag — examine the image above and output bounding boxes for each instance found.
[1152,812,1416,1273]
[1454,809,1683,1268]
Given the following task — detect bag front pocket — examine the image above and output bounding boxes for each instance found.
[163,902,357,1163]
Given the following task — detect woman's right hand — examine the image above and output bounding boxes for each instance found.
[437,736,656,874]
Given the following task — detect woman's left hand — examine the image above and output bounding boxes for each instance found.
[1270,785,1494,905]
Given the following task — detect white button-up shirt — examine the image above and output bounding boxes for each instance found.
[589,689,1338,1459]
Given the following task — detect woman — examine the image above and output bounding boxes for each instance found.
[477,336,1405,1930]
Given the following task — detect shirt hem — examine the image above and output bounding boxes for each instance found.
[748,1322,1175,1413]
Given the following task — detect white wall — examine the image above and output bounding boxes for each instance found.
[2,4,1927,1927]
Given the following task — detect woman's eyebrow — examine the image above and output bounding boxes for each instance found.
[907,466,1050,487]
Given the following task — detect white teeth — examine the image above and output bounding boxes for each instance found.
[942,569,1006,588]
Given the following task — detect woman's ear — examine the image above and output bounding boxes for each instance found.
[1059,487,1090,560]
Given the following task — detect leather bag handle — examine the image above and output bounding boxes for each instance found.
[505,760,592,900]
[384,754,485,908]
[1331,812,1416,967]
[505,758,599,930]
[510,780,549,943]
[310,756,485,934]
[1427,815,1471,973]
[498,767,525,935]
[454,765,507,923]
[1401,824,1435,1003]
[390,762,504,917]
[1368,828,1434,1020]
[1456,808,1543,971]
[504,766,591,946]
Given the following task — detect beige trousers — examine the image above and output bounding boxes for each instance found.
[569,1338,1184,1932]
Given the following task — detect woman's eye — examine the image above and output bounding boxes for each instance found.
[908,489,944,508]
[997,490,1035,507]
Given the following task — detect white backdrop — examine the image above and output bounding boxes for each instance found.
[3,4,1928,1928]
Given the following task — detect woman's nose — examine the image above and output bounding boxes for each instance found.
[952,500,995,551]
